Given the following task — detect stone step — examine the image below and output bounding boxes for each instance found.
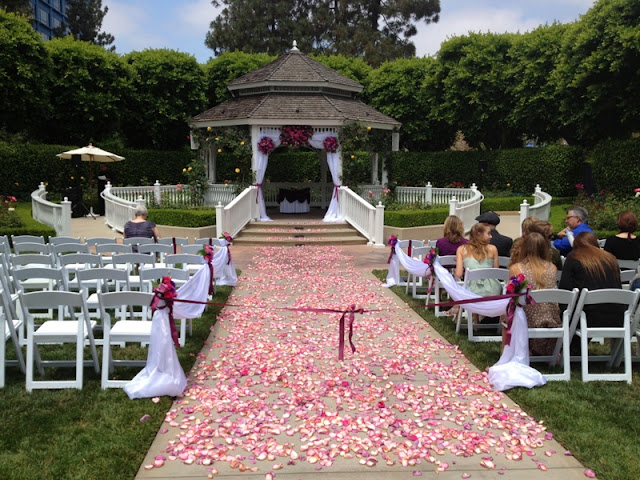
[233,235,368,246]
[242,220,349,230]
[239,228,356,238]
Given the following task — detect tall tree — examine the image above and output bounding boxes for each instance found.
[205,0,440,66]
[0,0,31,15]
[54,0,115,50]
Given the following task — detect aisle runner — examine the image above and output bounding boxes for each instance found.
[152,247,554,476]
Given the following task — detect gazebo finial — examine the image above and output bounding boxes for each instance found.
[291,40,300,53]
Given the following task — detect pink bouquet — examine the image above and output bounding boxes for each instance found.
[257,137,275,154]
[280,125,313,148]
[323,136,339,153]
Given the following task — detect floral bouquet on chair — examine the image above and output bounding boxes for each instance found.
[504,273,533,346]
[197,244,215,262]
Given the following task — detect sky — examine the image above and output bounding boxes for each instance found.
[102,0,597,64]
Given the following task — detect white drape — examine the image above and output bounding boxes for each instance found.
[384,253,547,391]
[123,265,213,399]
[212,239,237,286]
[255,129,281,222]
[308,131,342,223]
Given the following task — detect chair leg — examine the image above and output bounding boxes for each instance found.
[580,324,589,381]
[101,331,110,389]
[624,328,632,384]
[75,334,83,390]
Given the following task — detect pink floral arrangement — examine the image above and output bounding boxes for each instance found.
[197,244,215,262]
[150,276,177,310]
[576,183,584,190]
[423,247,439,266]
[280,125,313,148]
[387,235,398,247]
[221,231,233,243]
[450,181,464,188]
[635,187,640,198]
[257,136,275,154]
[506,273,530,294]
[323,136,339,153]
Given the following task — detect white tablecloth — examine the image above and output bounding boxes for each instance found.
[279,199,310,213]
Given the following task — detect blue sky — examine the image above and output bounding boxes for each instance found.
[102,0,596,64]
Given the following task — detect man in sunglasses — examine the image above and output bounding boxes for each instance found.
[553,206,594,255]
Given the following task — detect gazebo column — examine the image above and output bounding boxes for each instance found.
[382,132,400,185]
[206,145,216,183]
[250,125,260,175]
[320,150,327,208]
[371,152,379,185]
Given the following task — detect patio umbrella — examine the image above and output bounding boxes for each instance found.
[57,143,125,215]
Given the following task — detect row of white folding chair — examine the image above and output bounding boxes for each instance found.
[397,240,425,286]
[11,235,45,245]
[405,246,429,299]
[433,255,458,317]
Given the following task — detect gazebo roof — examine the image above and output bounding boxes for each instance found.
[227,50,363,94]
[191,93,401,130]
[190,45,401,131]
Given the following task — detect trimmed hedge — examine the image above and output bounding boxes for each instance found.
[589,138,640,197]
[0,202,56,241]
[384,207,449,228]
[0,141,193,200]
[148,208,215,228]
[390,145,583,197]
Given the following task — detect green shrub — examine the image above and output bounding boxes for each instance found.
[0,202,56,240]
[148,208,215,228]
[384,207,449,227]
[590,138,640,196]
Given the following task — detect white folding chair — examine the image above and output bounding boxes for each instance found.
[498,256,511,269]
[51,242,90,265]
[137,243,173,266]
[158,237,189,253]
[95,243,132,266]
[20,289,99,391]
[111,253,155,291]
[164,253,205,277]
[194,238,224,247]
[569,288,640,383]
[180,244,205,255]
[456,267,510,342]
[123,237,155,252]
[1,287,25,387]
[405,246,429,299]
[527,288,580,381]
[433,255,458,317]
[11,235,45,245]
[49,236,82,245]
[84,237,117,252]
[98,291,155,389]
[59,253,104,290]
[396,240,424,286]
[13,242,51,255]
[76,268,131,322]
[617,259,638,271]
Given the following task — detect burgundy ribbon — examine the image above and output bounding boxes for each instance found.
[207,258,215,296]
[333,184,340,203]
[172,237,177,254]
[209,237,213,246]
[504,291,534,347]
[387,242,397,264]
[338,304,362,360]
[226,246,232,265]
[408,240,412,257]
[254,183,263,204]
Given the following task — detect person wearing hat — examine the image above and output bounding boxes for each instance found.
[475,211,513,257]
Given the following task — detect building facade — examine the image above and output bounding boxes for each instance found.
[30,0,67,41]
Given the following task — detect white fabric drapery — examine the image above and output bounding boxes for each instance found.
[384,248,547,391]
[123,265,214,399]
[255,128,281,221]
[308,131,343,222]
[212,239,237,286]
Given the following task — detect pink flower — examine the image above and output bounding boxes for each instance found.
[575,184,584,189]
[516,273,525,283]
[635,188,640,193]
[506,283,516,293]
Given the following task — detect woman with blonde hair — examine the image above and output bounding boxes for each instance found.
[456,223,500,295]
[506,232,561,354]
[436,215,468,256]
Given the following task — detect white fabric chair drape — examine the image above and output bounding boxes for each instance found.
[123,265,212,399]
[212,239,237,286]
[255,129,281,222]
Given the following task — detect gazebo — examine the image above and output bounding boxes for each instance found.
[190,42,401,222]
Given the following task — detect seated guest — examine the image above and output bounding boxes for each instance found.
[603,210,640,261]
[436,215,468,256]
[559,232,626,327]
[553,206,594,256]
[505,232,561,355]
[528,220,563,270]
[124,205,159,250]
[476,211,512,257]
[510,216,539,260]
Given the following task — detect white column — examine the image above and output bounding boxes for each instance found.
[374,202,386,247]
[519,200,530,236]
[60,197,72,236]
[426,182,432,205]
[153,180,161,203]
[392,132,400,151]
[371,152,379,184]
[449,195,458,216]
[251,125,260,175]
[215,202,224,238]
[320,150,327,208]
[207,146,216,183]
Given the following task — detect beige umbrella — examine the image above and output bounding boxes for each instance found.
[57,143,125,216]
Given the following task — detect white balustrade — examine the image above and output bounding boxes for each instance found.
[339,187,385,246]
[216,186,257,238]
[31,182,72,236]
[103,182,145,233]
[449,184,484,232]
[528,184,552,221]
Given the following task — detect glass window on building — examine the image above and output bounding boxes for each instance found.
[53,0,61,11]
[39,8,49,25]
[40,31,49,41]
[53,17,61,29]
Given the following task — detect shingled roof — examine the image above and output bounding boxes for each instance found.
[191,47,400,130]
[227,50,363,93]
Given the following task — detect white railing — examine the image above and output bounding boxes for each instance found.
[205,183,239,206]
[215,186,257,238]
[357,182,478,206]
[339,187,385,246]
[519,185,552,234]
[448,184,484,232]
[103,182,145,233]
[31,182,72,236]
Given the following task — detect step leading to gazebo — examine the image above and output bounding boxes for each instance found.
[233,220,368,246]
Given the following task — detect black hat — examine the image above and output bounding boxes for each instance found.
[475,211,501,226]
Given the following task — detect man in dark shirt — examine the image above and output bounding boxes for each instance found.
[476,211,513,257]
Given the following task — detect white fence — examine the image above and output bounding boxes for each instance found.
[215,186,258,238]
[31,183,72,236]
[103,182,145,233]
[519,184,552,234]
[339,187,385,246]
[357,182,479,206]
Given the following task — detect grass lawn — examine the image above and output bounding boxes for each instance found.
[372,270,640,480]
[0,285,234,480]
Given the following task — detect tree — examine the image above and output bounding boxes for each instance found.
[205,0,440,66]
[434,32,520,150]
[552,0,640,146]
[0,0,30,15]
[54,0,115,50]
[0,10,52,138]
[42,36,133,144]
[123,49,207,149]
[310,53,373,86]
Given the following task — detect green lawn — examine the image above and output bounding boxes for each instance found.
[0,285,233,480]
[373,270,640,480]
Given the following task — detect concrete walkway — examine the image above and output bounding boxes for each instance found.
[127,243,587,480]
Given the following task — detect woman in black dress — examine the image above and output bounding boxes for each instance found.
[603,210,640,261]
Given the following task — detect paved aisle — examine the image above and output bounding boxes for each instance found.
[136,246,586,480]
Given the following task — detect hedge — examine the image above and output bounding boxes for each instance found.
[147,208,215,228]
[0,202,56,241]
[384,207,449,228]
[0,141,193,200]
[389,145,583,197]
[589,138,640,197]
